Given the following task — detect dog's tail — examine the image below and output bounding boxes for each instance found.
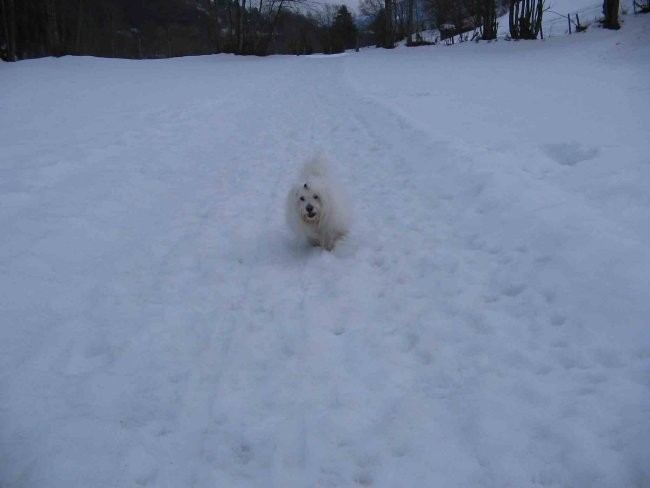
[301,155,330,180]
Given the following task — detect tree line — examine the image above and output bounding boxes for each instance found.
[0,0,358,60]
[0,0,633,61]
[360,0,518,48]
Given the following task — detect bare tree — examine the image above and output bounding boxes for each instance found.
[239,0,246,53]
[509,0,544,39]
[424,0,468,38]
[384,0,394,47]
[75,0,84,54]
[360,0,383,16]
[359,0,385,46]
[45,0,62,55]
[475,0,498,40]
[406,0,414,44]
[208,0,221,53]
[602,0,620,29]
[317,4,337,53]
[0,0,324,60]
[0,0,16,61]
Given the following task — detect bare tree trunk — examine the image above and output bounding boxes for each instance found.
[509,0,517,36]
[260,0,285,55]
[210,0,221,53]
[481,0,498,40]
[603,0,620,29]
[8,0,15,60]
[251,0,264,54]
[393,1,397,38]
[1,0,16,60]
[5,0,11,59]
[509,0,544,39]
[75,0,84,54]
[0,0,6,59]
[109,5,116,57]
[407,0,414,45]
[165,27,173,57]
[384,0,393,48]
[229,2,236,52]
[45,0,62,56]
[238,0,246,53]
[137,32,143,58]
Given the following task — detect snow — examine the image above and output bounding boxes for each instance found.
[1,10,650,488]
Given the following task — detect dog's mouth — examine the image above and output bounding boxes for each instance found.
[302,211,318,223]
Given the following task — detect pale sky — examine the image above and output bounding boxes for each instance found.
[310,0,362,15]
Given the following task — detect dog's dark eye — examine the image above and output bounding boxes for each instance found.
[299,196,305,201]
[313,195,319,200]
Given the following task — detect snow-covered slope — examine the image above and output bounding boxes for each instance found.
[1,12,649,488]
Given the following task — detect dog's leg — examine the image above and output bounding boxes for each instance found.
[322,236,336,251]
[325,232,346,252]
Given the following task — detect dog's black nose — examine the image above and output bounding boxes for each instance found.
[306,204,314,212]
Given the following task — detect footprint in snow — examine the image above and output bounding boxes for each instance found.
[549,313,566,326]
[58,337,113,376]
[502,283,526,298]
[541,142,599,167]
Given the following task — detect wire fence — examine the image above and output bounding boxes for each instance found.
[543,3,604,38]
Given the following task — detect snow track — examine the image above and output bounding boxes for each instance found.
[1,17,650,487]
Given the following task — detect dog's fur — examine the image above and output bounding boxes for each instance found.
[286,158,350,251]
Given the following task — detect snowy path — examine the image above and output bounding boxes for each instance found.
[2,20,650,487]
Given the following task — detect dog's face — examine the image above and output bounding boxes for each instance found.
[295,182,324,226]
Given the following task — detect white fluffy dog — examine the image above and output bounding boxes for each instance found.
[286,158,350,251]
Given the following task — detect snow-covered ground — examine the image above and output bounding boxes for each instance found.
[1,10,649,488]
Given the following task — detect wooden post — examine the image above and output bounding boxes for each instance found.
[568,14,572,34]
[575,13,587,32]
